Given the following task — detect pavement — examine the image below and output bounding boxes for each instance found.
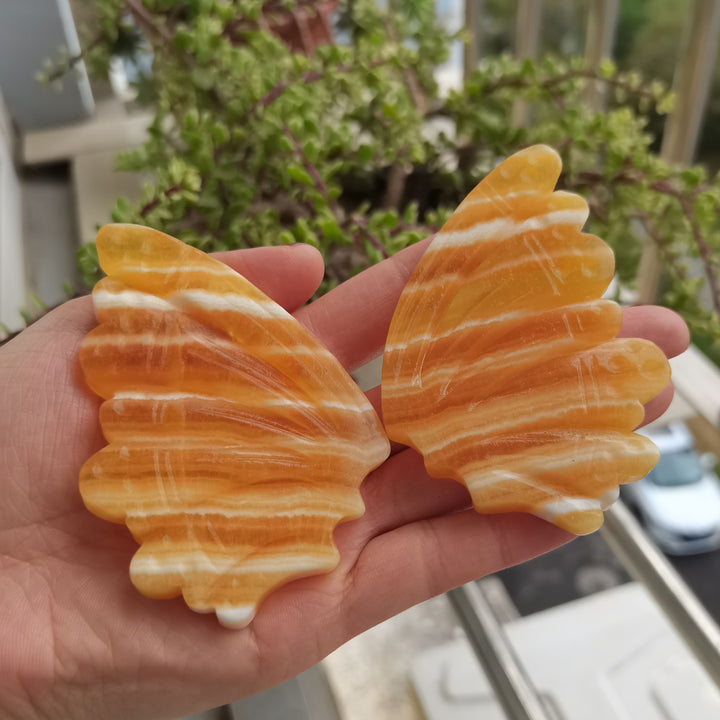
[323,595,463,720]
[670,550,720,624]
[497,531,632,616]
[497,530,720,624]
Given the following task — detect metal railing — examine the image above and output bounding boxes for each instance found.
[448,500,720,720]
[448,583,555,720]
[601,502,720,684]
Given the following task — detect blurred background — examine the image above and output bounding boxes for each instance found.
[2,2,720,719]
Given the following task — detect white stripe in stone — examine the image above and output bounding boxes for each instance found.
[384,301,609,353]
[458,189,539,210]
[385,309,527,352]
[126,506,348,520]
[265,397,368,412]
[173,289,289,319]
[94,289,174,311]
[215,606,255,629]
[114,390,237,403]
[122,264,237,276]
[466,468,546,494]
[86,333,334,363]
[83,332,238,351]
[420,399,637,455]
[536,496,602,521]
[104,438,364,459]
[463,442,650,482]
[94,287,291,321]
[600,487,620,509]
[426,208,589,251]
[111,390,370,414]
[130,552,334,576]
[400,244,600,300]
[383,334,585,395]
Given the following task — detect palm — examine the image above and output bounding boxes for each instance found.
[0,242,688,720]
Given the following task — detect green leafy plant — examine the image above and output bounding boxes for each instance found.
[57,0,720,343]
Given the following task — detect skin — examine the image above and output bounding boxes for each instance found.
[0,240,689,720]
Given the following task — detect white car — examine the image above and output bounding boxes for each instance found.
[623,422,720,555]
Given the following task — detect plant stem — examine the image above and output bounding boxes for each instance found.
[350,213,390,258]
[484,67,664,108]
[650,180,720,319]
[283,124,329,200]
[125,0,173,42]
[140,183,184,217]
[245,60,388,119]
[381,13,426,209]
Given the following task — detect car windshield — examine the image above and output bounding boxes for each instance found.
[648,450,703,487]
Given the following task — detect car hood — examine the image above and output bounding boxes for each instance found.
[640,476,720,533]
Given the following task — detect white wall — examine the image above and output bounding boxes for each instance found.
[0,0,93,130]
[0,90,26,333]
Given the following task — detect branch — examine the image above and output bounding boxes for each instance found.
[140,183,184,217]
[222,0,324,41]
[243,59,388,119]
[383,163,408,210]
[566,162,720,316]
[634,209,690,284]
[650,180,720,319]
[125,0,173,42]
[282,124,329,200]
[350,213,390,259]
[359,226,389,258]
[40,25,111,84]
[125,0,227,111]
[484,67,665,110]
[391,221,438,238]
[382,14,426,209]
[383,11,427,114]
[570,165,645,190]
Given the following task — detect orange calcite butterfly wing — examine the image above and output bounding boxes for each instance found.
[79,225,389,627]
[381,145,670,535]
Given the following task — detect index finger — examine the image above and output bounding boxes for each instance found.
[295,239,430,370]
[295,237,691,374]
[619,305,689,359]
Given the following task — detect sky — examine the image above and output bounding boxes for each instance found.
[435,0,465,94]
[436,0,464,29]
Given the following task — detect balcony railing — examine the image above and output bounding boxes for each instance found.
[449,501,720,720]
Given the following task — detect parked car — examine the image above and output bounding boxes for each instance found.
[622,423,720,555]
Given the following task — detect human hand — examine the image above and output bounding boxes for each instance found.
[0,239,689,720]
